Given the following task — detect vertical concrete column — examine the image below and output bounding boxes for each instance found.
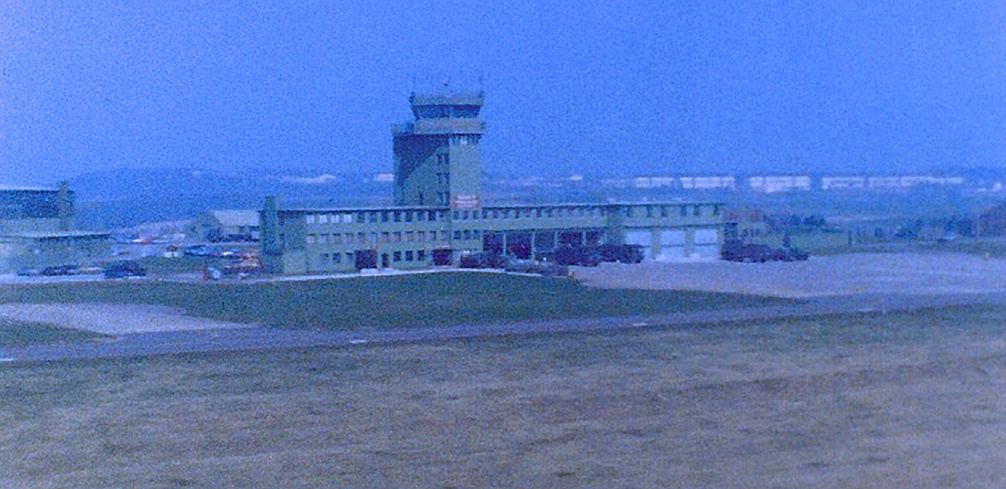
[261,196,284,274]
[262,196,281,256]
[57,181,73,231]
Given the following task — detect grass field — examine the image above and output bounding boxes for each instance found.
[0,317,107,347]
[5,306,1006,488]
[0,272,789,330]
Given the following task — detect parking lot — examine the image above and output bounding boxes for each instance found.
[575,252,1006,298]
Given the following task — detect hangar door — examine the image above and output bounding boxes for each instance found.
[656,229,685,262]
[623,229,652,260]
[692,228,719,258]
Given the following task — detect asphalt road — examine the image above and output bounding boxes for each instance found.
[3,291,1006,365]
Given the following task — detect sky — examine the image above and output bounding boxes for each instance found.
[2,0,1005,185]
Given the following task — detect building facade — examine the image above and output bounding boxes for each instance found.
[0,182,110,272]
[262,91,726,275]
[186,210,262,242]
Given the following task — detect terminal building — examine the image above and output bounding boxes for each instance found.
[261,91,726,275]
[0,182,110,272]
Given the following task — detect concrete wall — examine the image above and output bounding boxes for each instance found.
[0,218,62,235]
[0,235,110,272]
[393,135,446,205]
[448,135,481,205]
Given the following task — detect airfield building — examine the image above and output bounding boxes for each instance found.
[0,182,110,272]
[261,91,726,274]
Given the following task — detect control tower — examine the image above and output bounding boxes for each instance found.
[393,90,484,208]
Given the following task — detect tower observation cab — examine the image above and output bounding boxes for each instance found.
[393,90,484,208]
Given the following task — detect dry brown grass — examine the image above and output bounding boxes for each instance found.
[5,307,1006,488]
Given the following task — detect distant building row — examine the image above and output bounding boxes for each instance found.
[589,175,968,192]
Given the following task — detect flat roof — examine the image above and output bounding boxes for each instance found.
[2,231,111,239]
[208,210,260,226]
[276,201,726,214]
[0,186,60,192]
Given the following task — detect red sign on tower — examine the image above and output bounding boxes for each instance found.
[451,195,480,210]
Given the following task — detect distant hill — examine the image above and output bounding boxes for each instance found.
[70,168,392,230]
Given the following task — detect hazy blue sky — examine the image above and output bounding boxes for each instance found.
[3,1,1004,185]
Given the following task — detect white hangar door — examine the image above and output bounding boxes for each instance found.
[656,229,686,262]
[624,229,653,260]
[692,228,719,258]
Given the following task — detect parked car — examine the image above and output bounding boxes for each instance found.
[504,259,536,274]
[42,264,78,276]
[459,252,508,269]
[104,260,147,278]
[184,245,217,257]
[618,244,645,264]
[771,247,809,262]
[721,242,774,262]
[552,246,601,267]
[537,261,570,277]
[594,244,624,262]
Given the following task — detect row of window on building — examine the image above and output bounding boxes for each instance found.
[305,228,501,247]
[306,230,450,246]
[631,204,721,218]
[301,204,721,227]
[304,210,445,225]
[319,249,428,266]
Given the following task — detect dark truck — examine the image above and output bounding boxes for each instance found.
[594,244,644,263]
[550,246,602,267]
[544,244,643,265]
[103,260,147,278]
[771,246,809,262]
[720,242,774,262]
[459,252,508,269]
[721,242,809,262]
